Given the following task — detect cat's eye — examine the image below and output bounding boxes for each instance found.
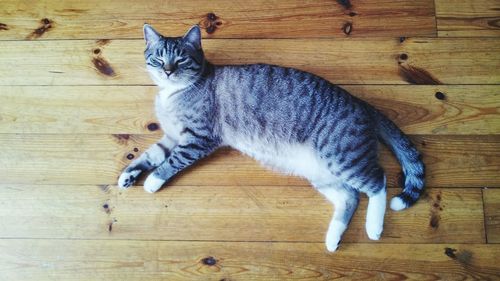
[175,57,189,66]
[148,59,163,67]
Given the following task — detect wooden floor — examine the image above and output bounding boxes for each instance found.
[1,0,499,280]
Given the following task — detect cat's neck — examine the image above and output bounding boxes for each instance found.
[158,81,190,97]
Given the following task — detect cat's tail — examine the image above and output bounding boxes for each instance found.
[369,107,425,211]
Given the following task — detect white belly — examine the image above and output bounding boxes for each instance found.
[226,135,335,184]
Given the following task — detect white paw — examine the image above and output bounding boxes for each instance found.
[325,221,346,252]
[390,196,407,211]
[118,169,141,189]
[325,234,341,252]
[143,174,165,193]
[365,220,383,240]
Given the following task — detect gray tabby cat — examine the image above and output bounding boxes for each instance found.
[118,25,425,252]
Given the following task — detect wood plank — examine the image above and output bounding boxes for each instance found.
[1,239,498,280]
[483,188,500,243]
[436,0,500,37]
[0,86,157,134]
[0,185,484,243]
[0,0,436,40]
[0,134,498,187]
[1,38,499,85]
[1,85,498,135]
[346,85,500,135]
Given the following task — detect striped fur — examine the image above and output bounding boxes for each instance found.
[118,25,425,252]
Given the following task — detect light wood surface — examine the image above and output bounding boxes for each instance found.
[436,0,500,37]
[1,0,499,279]
[1,240,498,280]
[483,188,500,243]
[0,0,436,40]
[0,38,499,86]
[0,185,485,243]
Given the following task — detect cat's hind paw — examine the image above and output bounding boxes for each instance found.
[118,169,141,189]
[365,220,383,240]
[325,235,341,252]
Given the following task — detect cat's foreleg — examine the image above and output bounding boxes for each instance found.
[316,186,359,252]
[143,137,218,193]
[118,135,174,189]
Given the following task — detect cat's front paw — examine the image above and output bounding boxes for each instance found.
[143,173,166,193]
[118,169,141,189]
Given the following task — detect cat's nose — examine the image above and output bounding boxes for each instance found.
[164,64,175,76]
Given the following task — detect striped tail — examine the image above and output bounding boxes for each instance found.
[370,108,425,211]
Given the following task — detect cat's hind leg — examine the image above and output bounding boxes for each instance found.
[365,173,387,240]
[366,187,386,240]
[345,166,387,240]
[315,184,359,252]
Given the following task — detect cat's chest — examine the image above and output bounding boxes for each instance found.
[155,92,184,140]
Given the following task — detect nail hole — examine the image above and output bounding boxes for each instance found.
[147,123,159,131]
[435,91,446,100]
[207,12,217,21]
[201,256,217,266]
[342,22,352,35]
[399,53,408,60]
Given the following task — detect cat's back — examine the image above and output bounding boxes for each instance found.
[213,63,345,126]
[213,63,359,133]
[215,63,333,98]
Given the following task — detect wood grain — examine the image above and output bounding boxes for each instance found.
[0,134,498,187]
[436,0,500,37]
[1,239,498,280]
[1,38,499,85]
[0,86,157,134]
[0,185,484,243]
[483,188,500,243]
[0,0,436,40]
[1,85,498,135]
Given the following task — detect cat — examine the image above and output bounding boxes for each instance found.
[118,24,425,252]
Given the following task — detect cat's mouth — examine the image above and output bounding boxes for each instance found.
[161,71,176,80]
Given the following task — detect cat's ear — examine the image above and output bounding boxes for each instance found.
[143,24,162,45]
[182,25,202,50]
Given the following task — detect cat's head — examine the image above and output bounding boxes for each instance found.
[143,24,205,88]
